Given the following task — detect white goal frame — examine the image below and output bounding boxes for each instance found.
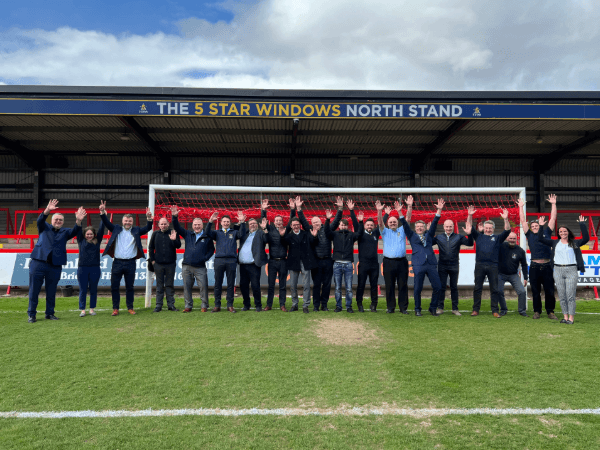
[145,185,527,307]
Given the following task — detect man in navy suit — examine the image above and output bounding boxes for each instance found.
[99,200,153,316]
[399,196,445,316]
[238,216,269,311]
[28,199,86,322]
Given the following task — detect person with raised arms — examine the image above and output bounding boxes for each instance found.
[76,216,105,317]
[28,199,85,323]
[518,195,559,320]
[100,200,153,316]
[171,206,214,313]
[148,217,181,312]
[206,210,246,313]
[238,216,269,312]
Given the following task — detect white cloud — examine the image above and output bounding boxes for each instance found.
[0,0,599,90]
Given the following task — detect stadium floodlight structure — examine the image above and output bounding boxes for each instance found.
[145,185,527,307]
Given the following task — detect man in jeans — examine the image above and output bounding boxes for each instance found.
[171,207,214,313]
[325,199,363,313]
[468,210,511,317]
[148,217,181,312]
[498,232,529,317]
[518,195,559,320]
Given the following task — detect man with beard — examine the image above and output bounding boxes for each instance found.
[497,231,529,317]
[296,196,342,311]
[260,198,295,311]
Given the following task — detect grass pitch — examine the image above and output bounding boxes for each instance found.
[1,295,600,449]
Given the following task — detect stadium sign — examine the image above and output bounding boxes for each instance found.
[1,98,600,119]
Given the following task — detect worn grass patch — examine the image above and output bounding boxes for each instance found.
[311,317,385,346]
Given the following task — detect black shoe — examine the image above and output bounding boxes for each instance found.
[45,314,59,320]
[347,308,354,313]
[370,304,377,312]
[415,311,423,317]
[168,306,179,312]
[241,306,251,312]
[560,319,567,323]
[429,310,438,317]
[313,308,319,312]
[321,307,329,311]
[499,310,507,316]
[520,312,529,317]
[386,309,394,314]
[290,305,299,312]
[334,307,343,313]
[303,307,309,314]
[28,316,36,323]
[153,307,162,313]
[400,310,409,314]
[357,304,365,313]
[256,307,262,312]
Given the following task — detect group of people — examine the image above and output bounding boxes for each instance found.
[26,194,588,325]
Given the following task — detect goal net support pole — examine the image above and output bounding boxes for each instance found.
[145,185,527,308]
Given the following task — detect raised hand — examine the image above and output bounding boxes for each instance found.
[261,199,269,210]
[295,196,303,210]
[463,221,472,234]
[357,211,364,222]
[75,207,87,222]
[384,206,392,215]
[346,199,354,210]
[394,201,402,212]
[289,198,296,209]
[538,216,547,226]
[578,215,587,222]
[169,230,177,240]
[99,200,106,214]
[170,205,179,217]
[547,194,557,204]
[209,211,219,223]
[405,195,414,207]
[335,196,344,209]
[146,207,153,221]
[310,228,318,237]
[436,198,445,211]
[500,208,509,220]
[467,205,476,215]
[426,222,431,230]
[477,222,484,232]
[237,211,246,223]
[325,209,333,219]
[375,200,384,211]
[516,198,525,208]
[260,217,268,229]
[44,199,59,215]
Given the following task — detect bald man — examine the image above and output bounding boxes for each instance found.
[433,206,475,315]
[497,232,529,317]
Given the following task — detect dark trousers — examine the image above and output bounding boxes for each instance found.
[356,263,379,306]
[413,263,442,312]
[154,262,176,309]
[267,259,287,308]
[529,262,556,314]
[28,259,62,317]
[111,258,136,310]
[438,264,460,311]
[77,266,101,310]
[473,263,501,312]
[382,257,408,312]
[311,258,334,309]
[240,263,262,309]
[214,258,237,308]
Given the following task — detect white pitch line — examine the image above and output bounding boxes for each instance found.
[1,407,600,419]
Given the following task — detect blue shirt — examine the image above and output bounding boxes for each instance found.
[239,231,256,263]
[195,230,204,242]
[380,227,407,258]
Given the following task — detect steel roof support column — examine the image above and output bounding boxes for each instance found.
[119,117,171,172]
[290,119,299,187]
[535,171,545,213]
[33,170,44,209]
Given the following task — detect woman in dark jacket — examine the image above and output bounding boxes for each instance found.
[538,216,589,324]
[77,221,105,316]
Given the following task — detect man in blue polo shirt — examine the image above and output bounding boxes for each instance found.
[377,199,409,314]
[28,199,86,322]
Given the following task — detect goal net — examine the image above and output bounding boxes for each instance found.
[145,185,526,306]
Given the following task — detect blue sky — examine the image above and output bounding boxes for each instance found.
[0,0,599,90]
[0,1,234,35]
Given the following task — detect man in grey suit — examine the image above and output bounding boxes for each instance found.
[239,216,269,312]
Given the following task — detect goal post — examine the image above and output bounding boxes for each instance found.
[145,185,527,308]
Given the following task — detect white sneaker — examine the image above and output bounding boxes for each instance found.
[451,310,462,316]
[436,308,444,315]
[80,311,86,317]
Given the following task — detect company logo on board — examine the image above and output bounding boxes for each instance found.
[139,103,148,113]
[473,107,482,117]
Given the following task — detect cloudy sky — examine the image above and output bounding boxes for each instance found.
[0,0,598,90]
